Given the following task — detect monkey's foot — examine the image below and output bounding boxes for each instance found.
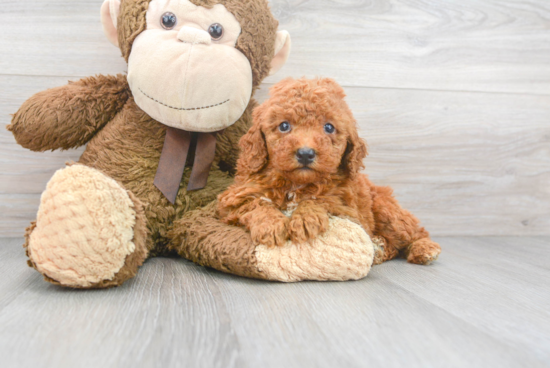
[405,238,441,265]
[254,216,374,282]
[170,202,375,282]
[25,165,148,288]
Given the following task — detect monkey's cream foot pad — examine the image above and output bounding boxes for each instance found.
[254,216,374,282]
[25,165,145,288]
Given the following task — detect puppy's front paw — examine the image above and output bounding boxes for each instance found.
[250,217,289,247]
[288,210,330,244]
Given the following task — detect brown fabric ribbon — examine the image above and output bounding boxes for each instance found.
[154,127,217,204]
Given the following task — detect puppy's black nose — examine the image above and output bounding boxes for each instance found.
[296,147,316,166]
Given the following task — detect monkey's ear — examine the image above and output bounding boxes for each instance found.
[101,0,121,47]
[269,31,292,76]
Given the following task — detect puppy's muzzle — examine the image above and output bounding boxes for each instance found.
[296,147,316,166]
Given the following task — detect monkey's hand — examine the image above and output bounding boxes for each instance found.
[8,74,130,152]
[288,200,330,244]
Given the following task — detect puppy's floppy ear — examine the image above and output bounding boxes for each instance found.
[342,127,368,180]
[236,104,269,176]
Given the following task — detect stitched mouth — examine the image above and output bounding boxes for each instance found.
[139,88,230,111]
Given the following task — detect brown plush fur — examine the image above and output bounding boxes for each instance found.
[118,0,278,90]
[8,75,130,152]
[191,0,278,90]
[218,78,441,264]
[79,96,255,256]
[9,0,281,287]
[118,0,151,62]
[168,201,267,279]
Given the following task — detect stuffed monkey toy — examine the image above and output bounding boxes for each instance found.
[8,0,378,288]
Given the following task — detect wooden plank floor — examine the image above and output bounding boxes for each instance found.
[1,237,549,368]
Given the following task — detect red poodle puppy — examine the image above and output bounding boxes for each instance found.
[217,77,441,265]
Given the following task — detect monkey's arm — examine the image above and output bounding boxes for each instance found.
[7,74,130,152]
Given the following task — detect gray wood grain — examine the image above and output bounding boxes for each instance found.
[0,237,549,368]
[266,0,550,95]
[1,0,549,94]
[2,76,549,236]
[0,1,127,78]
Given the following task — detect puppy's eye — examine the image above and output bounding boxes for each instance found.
[208,23,224,40]
[279,122,291,133]
[324,123,336,134]
[161,12,177,29]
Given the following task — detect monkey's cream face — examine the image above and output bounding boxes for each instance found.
[128,0,253,132]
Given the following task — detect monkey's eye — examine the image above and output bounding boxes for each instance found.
[208,23,224,40]
[324,123,336,134]
[279,122,291,133]
[161,12,177,30]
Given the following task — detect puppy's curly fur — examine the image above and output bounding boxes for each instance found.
[218,78,441,265]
